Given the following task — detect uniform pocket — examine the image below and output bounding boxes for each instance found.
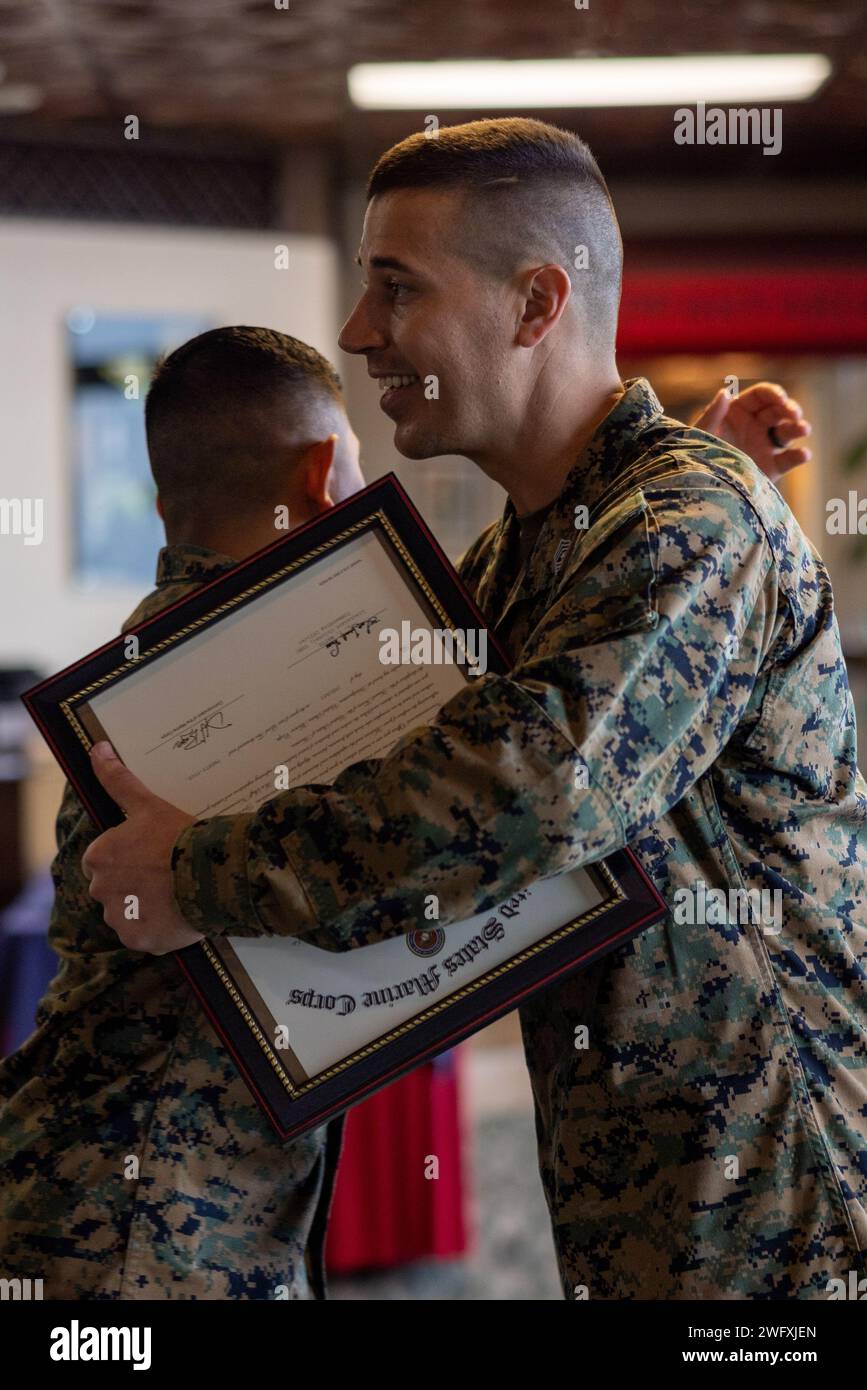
[551,489,659,643]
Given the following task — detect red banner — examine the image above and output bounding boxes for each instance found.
[618,265,867,356]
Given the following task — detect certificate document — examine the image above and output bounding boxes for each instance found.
[83,527,468,818]
[24,475,666,1138]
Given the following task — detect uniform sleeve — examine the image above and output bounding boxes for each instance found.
[49,780,101,925]
[171,484,776,951]
[32,781,118,1023]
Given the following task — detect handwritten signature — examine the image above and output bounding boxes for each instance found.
[325,614,380,658]
[173,709,233,751]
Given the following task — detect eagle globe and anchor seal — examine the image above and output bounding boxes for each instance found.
[406,926,446,957]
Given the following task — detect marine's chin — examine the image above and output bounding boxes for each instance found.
[391,422,450,461]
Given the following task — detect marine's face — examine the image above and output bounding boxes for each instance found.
[339,188,515,461]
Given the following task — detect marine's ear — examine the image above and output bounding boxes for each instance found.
[155,493,164,520]
[515,263,572,348]
[301,434,338,511]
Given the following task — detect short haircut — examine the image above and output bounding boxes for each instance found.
[145,326,345,527]
[367,118,623,345]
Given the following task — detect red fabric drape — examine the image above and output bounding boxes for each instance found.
[618,265,867,356]
[325,1054,467,1274]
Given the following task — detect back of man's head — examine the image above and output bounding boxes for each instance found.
[367,117,623,349]
[145,326,347,535]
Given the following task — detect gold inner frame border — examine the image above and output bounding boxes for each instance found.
[57,510,450,750]
[209,857,625,1102]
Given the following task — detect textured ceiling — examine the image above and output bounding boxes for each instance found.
[0,0,865,170]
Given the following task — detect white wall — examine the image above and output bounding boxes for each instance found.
[0,219,339,672]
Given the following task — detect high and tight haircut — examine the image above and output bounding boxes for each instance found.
[145,326,344,523]
[367,118,623,345]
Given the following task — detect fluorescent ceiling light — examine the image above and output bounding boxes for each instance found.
[348,55,831,109]
[0,83,42,113]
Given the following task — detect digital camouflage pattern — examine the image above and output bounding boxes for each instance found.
[172,378,867,1299]
[0,546,340,1300]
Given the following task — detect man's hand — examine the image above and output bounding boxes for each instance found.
[82,741,204,954]
[692,382,812,483]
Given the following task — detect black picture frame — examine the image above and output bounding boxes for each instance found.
[23,473,667,1139]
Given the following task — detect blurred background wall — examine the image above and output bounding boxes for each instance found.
[0,221,338,668]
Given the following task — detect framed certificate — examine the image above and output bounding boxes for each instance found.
[24,475,667,1139]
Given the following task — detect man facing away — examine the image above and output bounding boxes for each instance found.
[0,328,364,1299]
[83,118,866,1301]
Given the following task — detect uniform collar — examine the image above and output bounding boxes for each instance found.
[504,376,665,526]
[469,378,666,634]
[155,542,240,586]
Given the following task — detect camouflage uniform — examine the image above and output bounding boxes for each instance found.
[171,379,867,1300]
[0,547,340,1300]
